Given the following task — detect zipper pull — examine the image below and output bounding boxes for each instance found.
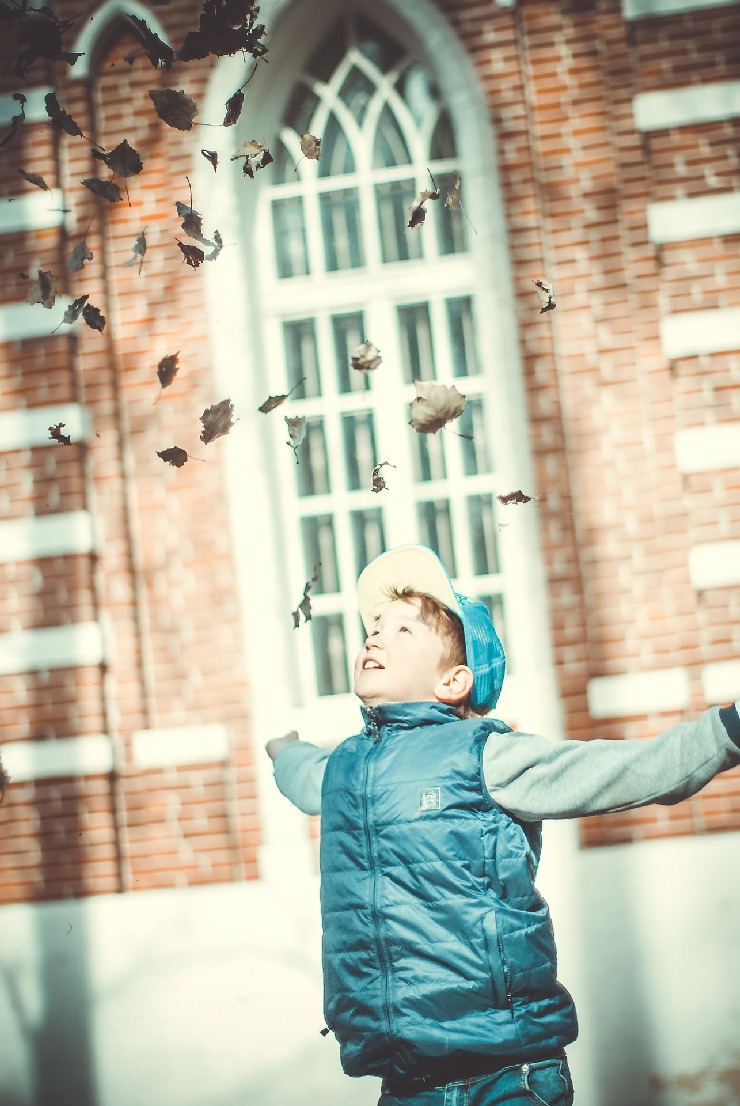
[366,708,381,744]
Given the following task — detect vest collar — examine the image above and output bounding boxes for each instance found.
[360,701,460,734]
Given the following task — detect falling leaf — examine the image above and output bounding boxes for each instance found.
[444,173,478,236]
[149,88,198,131]
[232,138,273,178]
[128,15,174,68]
[291,564,320,628]
[82,177,122,202]
[157,446,189,467]
[157,352,180,391]
[223,89,244,127]
[371,460,396,493]
[8,7,82,77]
[19,169,50,191]
[177,1,269,63]
[92,139,143,178]
[533,279,556,314]
[26,270,57,309]
[300,133,321,160]
[409,380,467,435]
[48,423,71,445]
[124,231,147,273]
[496,490,536,506]
[178,241,205,268]
[205,231,223,261]
[177,204,213,247]
[445,174,462,211]
[68,241,93,272]
[44,92,83,137]
[61,294,90,325]
[201,148,218,171]
[258,376,306,414]
[407,187,440,229]
[351,340,382,373]
[200,398,236,444]
[295,132,321,170]
[285,415,306,462]
[82,303,106,332]
[0,93,26,148]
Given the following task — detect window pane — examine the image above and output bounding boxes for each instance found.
[417,499,456,575]
[375,180,422,264]
[311,614,350,695]
[373,105,411,168]
[355,16,403,73]
[447,295,479,377]
[467,493,500,575]
[306,21,346,82]
[435,171,467,255]
[397,63,435,127]
[398,303,435,383]
[318,112,355,178]
[430,110,457,158]
[333,311,370,394]
[285,84,320,135]
[412,427,447,482]
[351,508,386,578]
[321,190,364,271]
[273,197,309,278]
[458,397,492,475]
[342,412,378,491]
[339,66,375,124]
[283,318,320,398]
[295,418,330,497]
[301,515,339,593]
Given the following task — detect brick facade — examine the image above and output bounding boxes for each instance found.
[1,0,738,904]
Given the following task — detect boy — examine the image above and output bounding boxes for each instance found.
[266,545,740,1106]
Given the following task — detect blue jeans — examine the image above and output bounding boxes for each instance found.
[378,1056,574,1106]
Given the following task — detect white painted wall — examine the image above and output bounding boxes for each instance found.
[1,827,738,1106]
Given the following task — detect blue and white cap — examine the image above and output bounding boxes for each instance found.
[357,544,506,712]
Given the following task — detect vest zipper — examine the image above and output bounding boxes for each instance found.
[362,712,401,1064]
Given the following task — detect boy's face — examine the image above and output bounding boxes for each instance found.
[353,597,454,708]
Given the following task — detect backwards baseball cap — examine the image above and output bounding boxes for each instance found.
[356,544,506,712]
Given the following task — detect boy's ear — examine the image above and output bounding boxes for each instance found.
[434,664,474,706]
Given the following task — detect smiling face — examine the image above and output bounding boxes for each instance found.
[353,596,472,709]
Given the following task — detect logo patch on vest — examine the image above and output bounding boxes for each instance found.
[418,786,441,812]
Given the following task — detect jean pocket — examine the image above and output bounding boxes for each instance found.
[521,1058,573,1106]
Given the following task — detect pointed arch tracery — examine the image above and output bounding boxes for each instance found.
[257,12,509,702]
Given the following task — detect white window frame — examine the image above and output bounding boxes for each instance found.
[198,0,564,875]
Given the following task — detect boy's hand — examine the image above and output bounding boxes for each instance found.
[265,731,300,762]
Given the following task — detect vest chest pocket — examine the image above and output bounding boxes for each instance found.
[480,910,511,1011]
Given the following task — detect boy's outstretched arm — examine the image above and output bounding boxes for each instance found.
[265,732,329,816]
[483,703,740,821]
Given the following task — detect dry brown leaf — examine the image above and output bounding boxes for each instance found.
[351,340,382,373]
[533,279,556,313]
[285,415,306,462]
[149,88,198,130]
[26,269,57,309]
[409,380,467,435]
[200,398,236,444]
[157,446,189,467]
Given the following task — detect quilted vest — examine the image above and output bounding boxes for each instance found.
[319,701,578,1086]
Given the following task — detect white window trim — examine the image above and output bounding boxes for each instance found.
[198,0,564,876]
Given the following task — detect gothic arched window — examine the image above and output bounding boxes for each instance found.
[257,14,508,705]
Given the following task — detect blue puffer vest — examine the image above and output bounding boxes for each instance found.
[320,701,578,1086]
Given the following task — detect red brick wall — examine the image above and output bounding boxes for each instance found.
[1,0,739,905]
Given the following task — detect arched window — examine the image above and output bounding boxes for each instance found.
[256,13,509,707]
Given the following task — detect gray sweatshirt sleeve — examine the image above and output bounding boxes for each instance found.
[272,740,330,816]
[483,705,740,821]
